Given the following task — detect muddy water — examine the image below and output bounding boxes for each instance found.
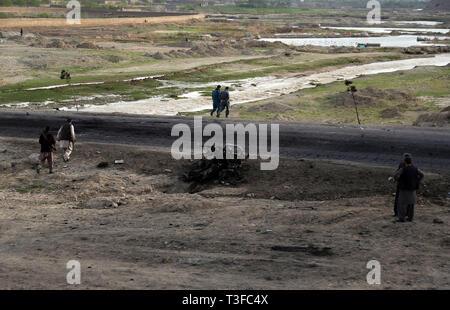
[261,35,447,48]
[71,53,450,116]
[391,21,444,26]
[323,26,449,34]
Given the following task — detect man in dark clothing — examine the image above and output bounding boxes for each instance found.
[210,85,221,117]
[393,153,411,216]
[218,86,230,118]
[394,157,424,222]
[37,126,56,174]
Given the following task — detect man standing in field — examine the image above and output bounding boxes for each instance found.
[57,119,76,162]
[37,126,56,174]
[394,156,424,222]
[218,86,230,118]
[210,85,221,117]
[393,153,411,216]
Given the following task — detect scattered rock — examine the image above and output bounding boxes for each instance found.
[271,245,333,256]
[82,198,119,209]
[433,218,444,224]
[28,153,40,164]
[97,162,109,168]
[152,52,166,59]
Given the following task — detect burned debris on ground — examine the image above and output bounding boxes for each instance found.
[182,145,249,193]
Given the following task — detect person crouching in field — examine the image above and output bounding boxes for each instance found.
[37,126,56,174]
[57,119,76,162]
[394,156,424,222]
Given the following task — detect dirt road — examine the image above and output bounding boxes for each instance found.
[0,14,205,29]
[0,111,449,170]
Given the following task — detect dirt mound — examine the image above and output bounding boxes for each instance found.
[247,102,295,113]
[380,107,401,118]
[154,39,283,59]
[414,107,450,127]
[293,45,360,54]
[25,37,101,50]
[440,106,450,113]
[77,42,99,49]
[273,114,296,121]
[46,39,68,49]
[0,31,20,38]
[327,88,415,107]
[403,46,450,55]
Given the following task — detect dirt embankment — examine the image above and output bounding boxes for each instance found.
[0,31,102,49]
[0,14,205,29]
[327,88,416,108]
[0,137,449,289]
[427,0,450,10]
[0,6,66,14]
[414,106,450,127]
[149,38,286,60]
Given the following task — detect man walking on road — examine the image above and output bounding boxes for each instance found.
[57,119,76,162]
[210,85,221,117]
[394,156,424,222]
[37,126,56,174]
[218,86,230,118]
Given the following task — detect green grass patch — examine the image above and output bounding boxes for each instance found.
[164,54,402,83]
[0,78,164,105]
[233,65,450,125]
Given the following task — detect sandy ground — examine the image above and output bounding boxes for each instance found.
[0,137,449,289]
